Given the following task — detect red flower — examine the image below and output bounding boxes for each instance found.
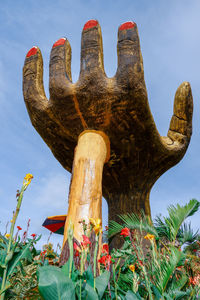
[138,260,144,267]
[102,243,109,254]
[75,250,79,257]
[99,255,107,265]
[120,227,130,237]
[31,233,36,238]
[73,242,80,257]
[105,226,108,231]
[189,277,195,286]
[17,226,22,231]
[73,242,79,250]
[98,254,112,270]
[81,235,91,248]
[40,250,47,257]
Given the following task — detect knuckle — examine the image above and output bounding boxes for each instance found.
[23,64,36,80]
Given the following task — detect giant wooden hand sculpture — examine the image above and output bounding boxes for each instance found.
[23,20,193,252]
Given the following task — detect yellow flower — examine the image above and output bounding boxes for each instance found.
[5,233,10,239]
[89,218,102,235]
[10,219,13,223]
[94,224,103,235]
[144,234,155,240]
[129,265,135,272]
[23,173,33,186]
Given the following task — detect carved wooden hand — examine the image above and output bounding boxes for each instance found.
[23,20,193,248]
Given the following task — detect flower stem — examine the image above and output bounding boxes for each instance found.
[67,221,74,279]
[112,265,118,299]
[0,185,25,300]
[93,234,99,291]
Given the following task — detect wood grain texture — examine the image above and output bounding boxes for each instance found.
[62,130,108,247]
[23,21,193,255]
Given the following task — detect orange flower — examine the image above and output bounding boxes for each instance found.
[144,234,155,240]
[129,265,135,272]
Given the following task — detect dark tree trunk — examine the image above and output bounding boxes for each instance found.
[107,188,151,249]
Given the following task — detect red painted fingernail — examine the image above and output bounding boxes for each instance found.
[26,46,38,57]
[83,19,98,30]
[119,21,136,31]
[53,38,66,48]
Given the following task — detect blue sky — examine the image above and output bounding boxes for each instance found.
[0,0,200,250]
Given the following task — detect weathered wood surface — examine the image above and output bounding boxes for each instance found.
[23,20,193,251]
[62,130,109,246]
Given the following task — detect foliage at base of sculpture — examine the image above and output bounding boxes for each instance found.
[0,177,199,299]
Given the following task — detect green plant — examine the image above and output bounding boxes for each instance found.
[108,199,200,299]
[0,174,35,300]
[38,219,110,299]
[1,176,199,300]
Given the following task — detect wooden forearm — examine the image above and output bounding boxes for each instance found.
[62,130,110,247]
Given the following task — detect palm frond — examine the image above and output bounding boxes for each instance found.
[163,288,192,300]
[117,272,133,291]
[167,199,200,243]
[153,247,184,294]
[154,215,171,240]
[108,221,124,239]
[177,222,199,246]
[109,211,158,239]
[154,199,199,244]
[166,273,187,294]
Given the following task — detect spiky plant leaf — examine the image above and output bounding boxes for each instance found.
[155,199,200,244]
[108,221,124,239]
[167,199,199,243]
[177,222,199,246]
[152,247,184,294]
[154,215,171,241]
[163,288,192,299]
[117,272,133,291]
[166,273,187,294]
[109,211,158,239]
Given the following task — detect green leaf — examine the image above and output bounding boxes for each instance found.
[0,233,8,245]
[38,266,75,300]
[151,284,162,300]
[178,222,199,245]
[0,249,7,268]
[109,211,158,239]
[125,290,141,299]
[155,199,200,243]
[61,259,73,277]
[61,260,77,281]
[7,240,33,278]
[85,265,94,287]
[85,283,99,300]
[0,282,11,295]
[153,247,184,294]
[163,288,192,299]
[95,270,110,299]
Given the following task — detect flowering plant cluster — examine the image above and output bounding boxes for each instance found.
[0,175,199,299]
